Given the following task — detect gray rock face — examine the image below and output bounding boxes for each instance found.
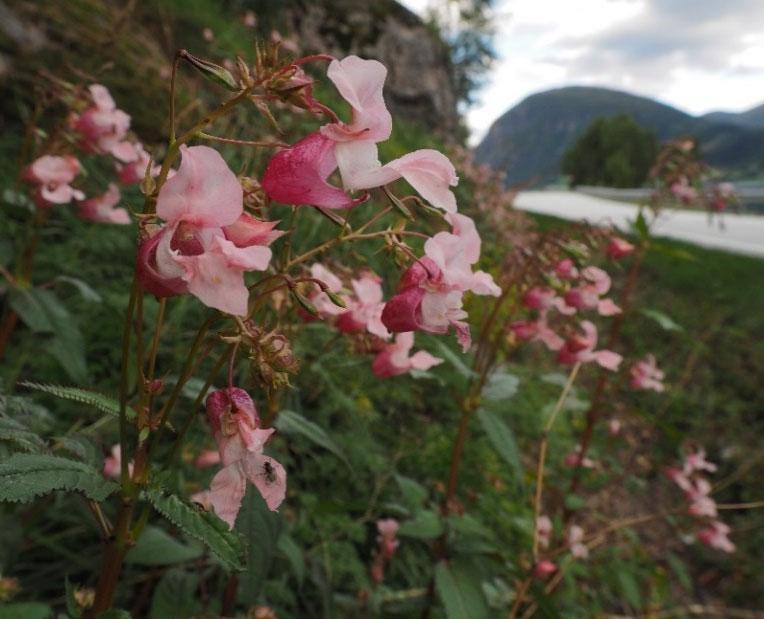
[290,0,458,135]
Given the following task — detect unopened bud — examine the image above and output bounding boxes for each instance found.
[180,50,239,91]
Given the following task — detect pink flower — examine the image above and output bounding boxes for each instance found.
[536,515,552,549]
[103,444,134,479]
[372,332,443,377]
[533,560,557,578]
[509,317,564,351]
[376,518,400,560]
[564,267,621,316]
[557,321,622,371]
[670,180,699,205]
[194,388,286,528]
[336,272,390,339]
[137,145,277,316]
[629,354,665,392]
[554,258,579,280]
[697,521,735,553]
[23,155,84,208]
[683,449,717,476]
[79,184,130,224]
[261,132,369,209]
[381,214,500,351]
[608,418,622,436]
[262,56,459,212]
[606,237,635,260]
[115,143,153,185]
[567,525,589,559]
[564,445,595,469]
[523,287,556,311]
[73,84,132,159]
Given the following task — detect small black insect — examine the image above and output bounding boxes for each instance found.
[263,460,277,484]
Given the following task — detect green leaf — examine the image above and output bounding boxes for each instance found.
[0,453,118,503]
[275,409,350,466]
[395,474,428,509]
[476,408,523,484]
[149,569,201,619]
[398,510,444,540]
[20,383,136,422]
[9,288,87,382]
[277,532,305,586]
[666,553,692,591]
[126,525,203,566]
[481,369,519,401]
[55,276,102,303]
[617,569,643,609]
[640,308,684,332]
[434,561,488,619]
[0,603,52,619]
[236,486,282,604]
[144,488,245,571]
[0,413,46,453]
[432,340,474,378]
[633,209,649,241]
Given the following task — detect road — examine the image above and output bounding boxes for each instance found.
[514,191,764,259]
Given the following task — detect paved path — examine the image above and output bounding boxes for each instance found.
[514,191,764,259]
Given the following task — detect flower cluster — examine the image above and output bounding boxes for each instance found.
[304,263,443,378]
[667,449,734,553]
[22,83,151,224]
[509,247,625,371]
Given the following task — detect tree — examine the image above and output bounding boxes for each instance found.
[561,114,658,188]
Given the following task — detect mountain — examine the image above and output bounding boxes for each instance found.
[475,86,764,186]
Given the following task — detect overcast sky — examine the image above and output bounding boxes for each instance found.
[400,0,764,144]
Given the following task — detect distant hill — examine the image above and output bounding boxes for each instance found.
[475,86,764,186]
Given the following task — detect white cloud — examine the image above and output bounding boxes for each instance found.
[401,0,764,145]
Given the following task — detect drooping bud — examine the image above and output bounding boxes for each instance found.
[239,322,300,390]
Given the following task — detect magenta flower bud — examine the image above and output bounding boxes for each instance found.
[606,237,635,260]
[533,560,557,578]
[522,287,555,310]
[205,387,260,437]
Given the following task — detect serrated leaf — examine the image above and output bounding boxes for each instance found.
[275,409,349,466]
[0,414,46,453]
[126,525,203,566]
[237,486,282,604]
[476,408,523,485]
[640,308,683,332]
[277,532,305,586]
[144,488,245,571]
[398,510,443,540]
[0,603,52,619]
[0,453,118,503]
[434,561,488,619]
[149,569,201,619]
[481,369,519,401]
[20,383,136,422]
